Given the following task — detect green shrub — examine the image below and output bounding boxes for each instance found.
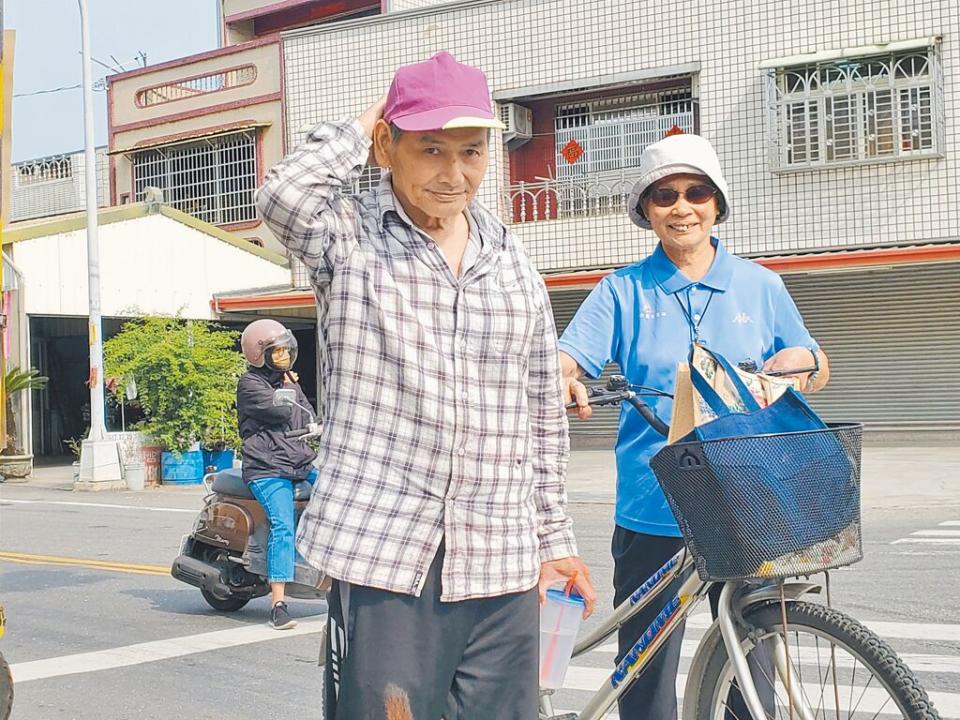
[104,316,244,453]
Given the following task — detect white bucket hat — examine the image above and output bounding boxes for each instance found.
[627,133,731,229]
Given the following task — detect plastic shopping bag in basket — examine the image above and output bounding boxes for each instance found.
[654,344,860,577]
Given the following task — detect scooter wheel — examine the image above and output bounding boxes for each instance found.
[201,589,250,612]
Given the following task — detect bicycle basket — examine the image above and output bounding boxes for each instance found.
[650,423,863,581]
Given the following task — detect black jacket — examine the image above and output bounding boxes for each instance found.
[236,366,318,483]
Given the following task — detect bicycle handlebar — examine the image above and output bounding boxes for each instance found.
[626,396,671,438]
[567,364,817,439]
[566,376,671,438]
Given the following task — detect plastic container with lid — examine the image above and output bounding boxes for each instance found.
[539,589,586,689]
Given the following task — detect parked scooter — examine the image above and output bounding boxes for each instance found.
[171,388,328,612]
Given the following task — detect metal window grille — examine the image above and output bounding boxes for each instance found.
[136,65,257,107]
[529,89,696,218]
[765,47,943,170]
[555,90,695,179]
[16,155,73,186]
[133,131,258,225]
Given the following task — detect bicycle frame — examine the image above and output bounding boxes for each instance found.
[539,548,706,719]
[545,376,828,720]
[539,549,822,720]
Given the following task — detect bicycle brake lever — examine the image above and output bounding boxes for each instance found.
[763,366,818,377]
[565,388,627,409]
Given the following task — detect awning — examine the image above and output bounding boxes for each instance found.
[213,242,960,313]
[493,63,701,102]
[758,36,939,70]
[109,121,272,155]
[542,242,960,289]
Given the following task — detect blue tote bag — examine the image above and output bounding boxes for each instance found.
[651,344,861,579]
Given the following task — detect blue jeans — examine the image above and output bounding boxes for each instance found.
[249,469,318,583]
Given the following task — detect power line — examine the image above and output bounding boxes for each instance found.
[14,80,108,98]
[14,52,148,98]
[13,83,81,97]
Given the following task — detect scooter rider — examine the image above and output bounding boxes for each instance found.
[238,319,319,630]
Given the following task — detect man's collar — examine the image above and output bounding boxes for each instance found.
[375,175,405,232]
[650,238,734,293]
[375,176,504,250]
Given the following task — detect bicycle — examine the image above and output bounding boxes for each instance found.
[540,376,939,720]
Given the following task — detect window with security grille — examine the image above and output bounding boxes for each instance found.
[765,46,944,170]
[133,130,258,225]
[552,89,696,216]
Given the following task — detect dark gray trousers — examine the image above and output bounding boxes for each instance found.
[612,527,774,720]
[324,546,539,720]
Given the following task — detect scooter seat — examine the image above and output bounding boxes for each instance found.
[210,468,314,501]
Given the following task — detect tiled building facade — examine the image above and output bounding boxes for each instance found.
[281,0,958,271]
[274,0,960,431]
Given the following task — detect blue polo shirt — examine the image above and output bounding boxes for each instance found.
[559,240,818,537]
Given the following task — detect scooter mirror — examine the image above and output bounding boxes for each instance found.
[273,388,297,407]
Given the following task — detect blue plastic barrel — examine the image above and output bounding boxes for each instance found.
[161,450,205,484]
[202,449,235,474]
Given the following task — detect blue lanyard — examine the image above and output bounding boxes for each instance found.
[674,287,715,343]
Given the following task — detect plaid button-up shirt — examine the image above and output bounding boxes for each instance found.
[256,120,577,601]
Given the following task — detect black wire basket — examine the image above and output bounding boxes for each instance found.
[650,423,864,581]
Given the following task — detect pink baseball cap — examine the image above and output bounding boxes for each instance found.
[384,51,506,132]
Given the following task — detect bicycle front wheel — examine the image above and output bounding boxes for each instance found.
[684,601,939,720]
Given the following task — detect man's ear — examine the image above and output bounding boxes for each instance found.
[372,119,394,169]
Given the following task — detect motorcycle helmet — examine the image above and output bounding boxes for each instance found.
[240,319,298,371]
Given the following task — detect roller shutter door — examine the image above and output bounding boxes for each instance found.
[549,288,621,440]
[784,262,960,428]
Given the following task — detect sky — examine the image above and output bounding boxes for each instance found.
[7,0,219,161]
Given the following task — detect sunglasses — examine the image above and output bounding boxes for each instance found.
[646,184,718,208]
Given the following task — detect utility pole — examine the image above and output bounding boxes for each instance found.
[0,0,7,444]
[76,0,122,489]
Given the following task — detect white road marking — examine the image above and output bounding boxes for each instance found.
[911,530,960,537]
[561,668,960,717]
[11,616,326,683]
[685,613,960,642]
[939,521,960,527]
[892,538,960,545]
[590,642,960,673]
[0,499,196,514]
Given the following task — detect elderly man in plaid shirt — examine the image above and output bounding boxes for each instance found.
[257,51,596,719]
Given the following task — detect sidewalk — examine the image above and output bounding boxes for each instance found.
[9,464,206,495]
[566,445,960,508]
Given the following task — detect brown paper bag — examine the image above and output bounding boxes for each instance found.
[667,349,802,445]
[667,363,695,445]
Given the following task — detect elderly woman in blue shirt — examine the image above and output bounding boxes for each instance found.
[559,133,830,720]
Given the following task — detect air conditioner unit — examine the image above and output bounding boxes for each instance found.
[499,102,533,149]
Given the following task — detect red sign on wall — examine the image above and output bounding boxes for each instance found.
[561,139,585,165]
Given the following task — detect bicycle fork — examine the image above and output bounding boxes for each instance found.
[718,583,819,720]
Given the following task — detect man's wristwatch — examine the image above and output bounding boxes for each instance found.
[805,347,820,391]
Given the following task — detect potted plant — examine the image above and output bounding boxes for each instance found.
[64,436,83,482]
[104,316,245,484]
[0,366,49,480]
